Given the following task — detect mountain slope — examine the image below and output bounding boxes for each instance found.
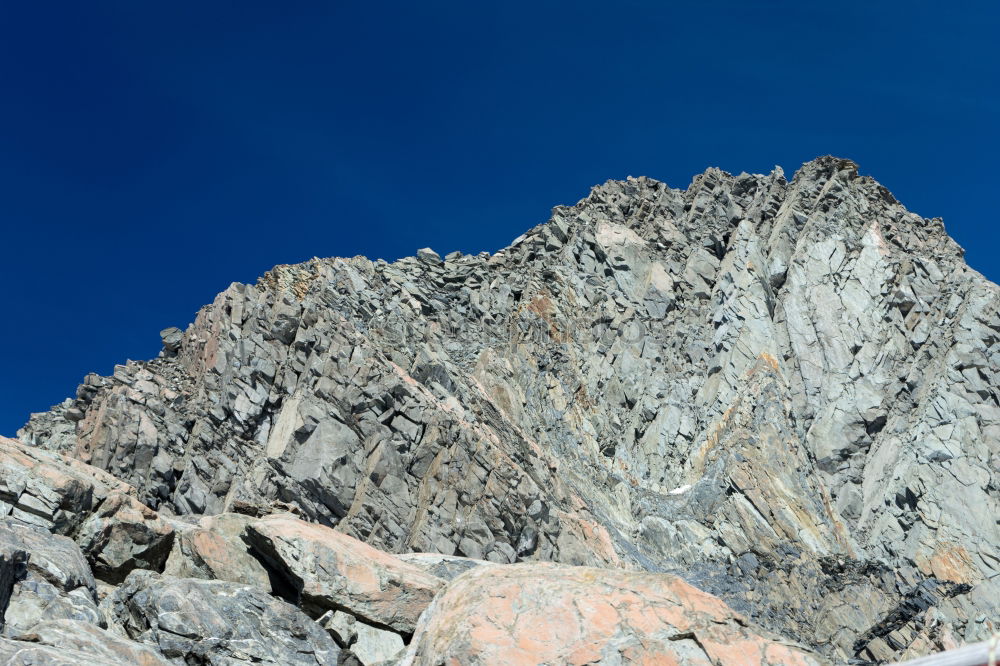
[19,157,1000,662]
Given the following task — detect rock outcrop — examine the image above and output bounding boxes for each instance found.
[0,519,101,635]
[245,514,445,634]
[0,619,171,666]
[10,157,999,663]
[400,562,821,665]
[104,570,340,664]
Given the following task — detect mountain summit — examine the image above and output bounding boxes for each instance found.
[8,157,999,664]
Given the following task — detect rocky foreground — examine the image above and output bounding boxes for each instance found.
[6,157,999,664]
[0,436,818,664]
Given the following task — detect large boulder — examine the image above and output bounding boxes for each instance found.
[105,570,339,665]
[0,437,131,535]
[0,519,101,635]
[245,514,445,634]
[0,619,169,665]
[401,562,824,665]
[74,491,175,584]
[163,512,270,590]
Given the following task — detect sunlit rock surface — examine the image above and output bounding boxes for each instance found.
[13,157,999,663]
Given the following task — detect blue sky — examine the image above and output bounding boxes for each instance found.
[2,2,998,434]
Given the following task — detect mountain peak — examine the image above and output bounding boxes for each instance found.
[14,162,999,664]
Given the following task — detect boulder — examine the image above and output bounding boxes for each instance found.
[401,562,824,665]
[105,570,339,664]
[163,512,270,590]
[75,491,174,584]
[0,519,101,635]
[158,327,183,354]
[1,619,169,665]
[245,514,444,634]
[319,610,405,665]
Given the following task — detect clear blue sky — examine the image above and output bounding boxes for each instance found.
[2,2,998,435]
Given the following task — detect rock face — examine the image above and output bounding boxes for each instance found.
[0,619,171,666]
[104,570,340,664]
[12,157,1000,662]
[0,436,132,536]
[0,519,101,635]
[245,514,445,634]
[162,512,271,589]
[400,562,821,665]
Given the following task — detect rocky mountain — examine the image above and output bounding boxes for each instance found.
[5,156,998,664]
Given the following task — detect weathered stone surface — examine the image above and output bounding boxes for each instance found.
[0,436,131,535]
[163,512,270,590]
[0,548,26,634]
[159,327,183,355]
[395,553,485,581]
[319,610,405,665]
[75,491,174,584]
[245,514,444,633]
[18,157,1000,660]
[0,519,101,636]
[401,562,823,665]
[350,620,405,665]
[105,570,339,664]
[2,619,169,665]
[0,639,112,665]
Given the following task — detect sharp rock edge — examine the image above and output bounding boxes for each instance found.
[6,156,998,665]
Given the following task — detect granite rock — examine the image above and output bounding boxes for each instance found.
[400,562,823,665]
[74,491,174,584]
[245,513,444,634]
[162,512,271,590]
[1,619,170,665]
[16,157,1000,661]
[104,570,340,664]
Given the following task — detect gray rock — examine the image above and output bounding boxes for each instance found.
[244,514,444,634]
[0,436,132,535]
[0,549,26,634]
[351,619,405,665]
[415,248,442,264]
[318,610,405,665]
[0,639,112,665]
[74,491,174,584]
[3,578,102,636]
[1,619,170,665]
[395,553,485,581]
[162,512,271,590]
[17,157,1000,661]
[105,570,339,664]
[318,609,357,647]
[158,327,183,354]
[0,519,101,636]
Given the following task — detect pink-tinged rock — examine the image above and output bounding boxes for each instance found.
[163,513,271,590]
[3,619,171,665]
[400,562,825,666]
[0,436,133,535]
[245,514,445,633]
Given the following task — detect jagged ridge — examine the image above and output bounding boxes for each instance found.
[14,157,1000,663]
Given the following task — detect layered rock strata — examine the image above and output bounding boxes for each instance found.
[12,157,1000,663]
